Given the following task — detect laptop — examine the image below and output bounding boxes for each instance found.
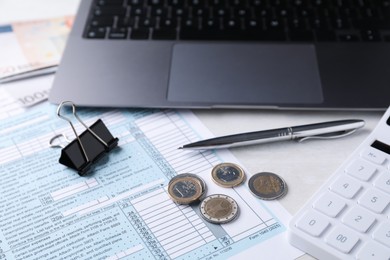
[49,0,390,110]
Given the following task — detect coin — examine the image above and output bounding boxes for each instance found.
[200,194,239,224]
[248,172,287,200]
[168,174,205,204]
[211,163,245,188]
[178,173,207,197]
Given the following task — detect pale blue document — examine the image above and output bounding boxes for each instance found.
[0,103,301,259]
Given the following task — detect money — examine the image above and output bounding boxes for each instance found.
[0,16,73,79]
[200,194,239,224]
[248,172,287,200]
[211,162,245,188]
[2,74,53,108]
[168,173,206,204]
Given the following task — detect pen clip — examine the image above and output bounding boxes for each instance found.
[296,129,357,143]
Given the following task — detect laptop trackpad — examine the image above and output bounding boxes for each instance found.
[167,44,323,105]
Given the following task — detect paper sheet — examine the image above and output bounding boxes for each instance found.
[0,87,25,119]
[0,102,302,259]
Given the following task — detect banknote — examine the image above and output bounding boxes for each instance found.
[2,74,54,109]
[0,16,73,79]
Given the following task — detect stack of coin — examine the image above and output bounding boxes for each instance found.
[200,194,239,224]
[248,172,288,200]
[211,162,245,188]
[168,173,206,204]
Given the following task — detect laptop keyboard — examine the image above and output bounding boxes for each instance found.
[83,0,390,42]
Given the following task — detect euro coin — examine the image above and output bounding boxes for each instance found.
[211,162,245,188]
[178,173,207,197]
[248,172,287,200]
[200,194,239,224]
[168,174,205,204]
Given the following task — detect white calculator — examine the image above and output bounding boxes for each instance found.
[288,108,390,260]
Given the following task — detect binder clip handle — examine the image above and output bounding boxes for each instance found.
[57,101,110,160]
[49,133,71,149]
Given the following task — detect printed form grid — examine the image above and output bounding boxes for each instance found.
[22,109,283,259]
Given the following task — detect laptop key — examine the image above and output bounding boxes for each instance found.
[168,0,185,6]
[189,0,206,7]
[180,29,226,40]
[130,28,150,39]
[160,18,177,29]
[229,0,247,7]
[353,18,390,29]
[332,17,351,29]
[192,7,207,17]
[212,28,246,40]
[152,29,177,39]
[139,18,156,28]
[182,18,200,30]
[289,30,314,41]
[288,18,308,31]
[254,8,272,19]
[310,17,330,31]
[97,0,124,6]
[94,7,127,17]
[86,28,106,39]
[90,17,115,27]
[265,18,285,31]
[117,17,136,27]
[361,29,381,41]
[213,8,229,17]
[262,30,287,41]
[148,0,164,6]
[338,33,359,41]
[202,18,220,30]
[128,0,142,6]
[234,8,251,17]
[171,7,189,17]
[151,7,168,16]
[223,19,241,30]
[209,0,225,8]
[108,28,128,39]
[245,19,262,30]
[315,30,336,41]
[130,7,147,17]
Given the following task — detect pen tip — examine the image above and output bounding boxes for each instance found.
[178,147,183,150]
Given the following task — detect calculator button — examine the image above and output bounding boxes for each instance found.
[373,171,390,195]
[313,192,346,217]
[361,147,387,165]
[358,189,390,214]
[356,241,390,260]
[372,222,390,247]
[295,210,330,237]
[342,207,376,233]
[330,175,362,199]
[325,226,360,253]
[345,158,377,181]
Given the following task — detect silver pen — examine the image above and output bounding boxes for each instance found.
[179,119,365,150]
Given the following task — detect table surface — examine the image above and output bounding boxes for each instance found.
[0,1,385,259]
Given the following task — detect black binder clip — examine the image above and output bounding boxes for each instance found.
[49,101,119,175]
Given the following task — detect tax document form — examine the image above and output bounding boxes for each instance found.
[0,103,302,260]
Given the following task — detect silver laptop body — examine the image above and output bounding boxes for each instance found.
[50,0,390,110]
